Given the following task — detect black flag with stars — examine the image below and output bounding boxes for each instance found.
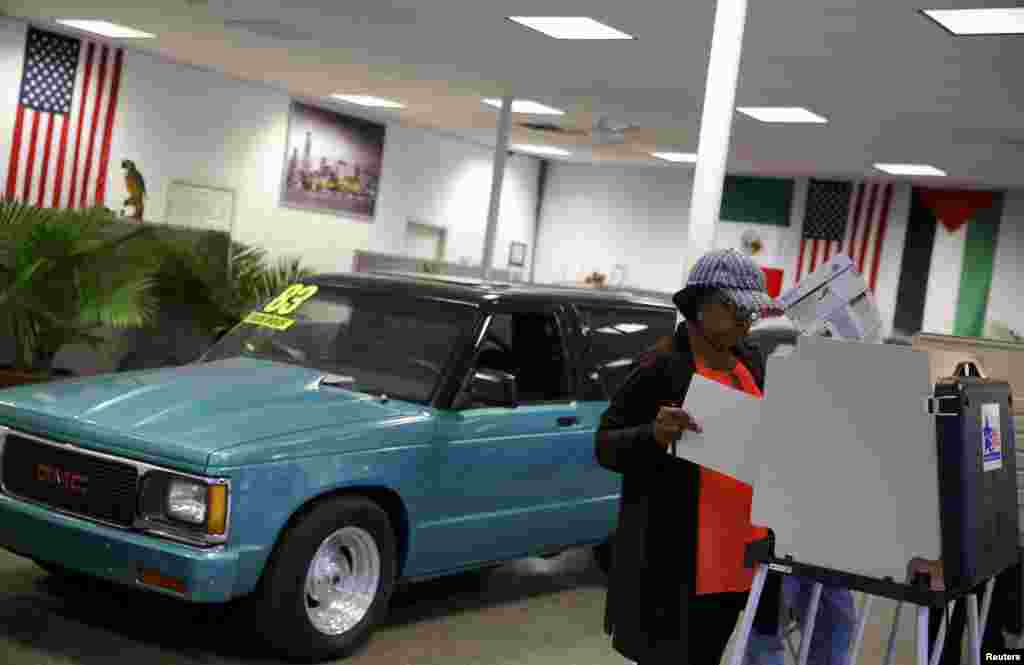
[802,179,853,242]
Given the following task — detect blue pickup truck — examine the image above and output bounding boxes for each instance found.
[0,272,683,662]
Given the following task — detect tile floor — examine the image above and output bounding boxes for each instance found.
[2,544,1001,665]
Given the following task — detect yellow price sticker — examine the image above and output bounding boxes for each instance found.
[264,284,318,316]
[243,312,296,331]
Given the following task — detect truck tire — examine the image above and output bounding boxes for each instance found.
[257,496,397,663]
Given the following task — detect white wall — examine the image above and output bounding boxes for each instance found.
[534,163,693,290]
[0,20,26,187]
[372,127,538,270]
[536,162,922,338]
[0,19,539,275]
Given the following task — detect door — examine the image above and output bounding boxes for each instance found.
[418,307,606,571]
[570,303,680,529]
[405,221,446,261]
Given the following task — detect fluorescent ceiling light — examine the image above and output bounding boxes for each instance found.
[56,20,155,38]
[737,107,828,123]
[507,16,634,40]
[922,8,1024,35]
[482,99,565,115]
[331,95,405,109]
[512,144,571,157]
[874,163,946,176]
[652,152,698,163]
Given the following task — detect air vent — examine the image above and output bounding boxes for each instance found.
[951,128,1024,148]
[519,122,568,133]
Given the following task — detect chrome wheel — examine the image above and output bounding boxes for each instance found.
[304,526,381,636]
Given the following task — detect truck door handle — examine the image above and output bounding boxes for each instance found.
[557,416,578,427]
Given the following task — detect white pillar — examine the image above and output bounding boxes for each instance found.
[681,0,750,285]
[481,95,513,280]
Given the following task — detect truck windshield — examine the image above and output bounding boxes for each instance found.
[200,286,479,405]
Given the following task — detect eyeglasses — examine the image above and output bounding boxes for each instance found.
[705,291,760,324]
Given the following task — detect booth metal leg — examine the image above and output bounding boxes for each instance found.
[730,564,769,665]
[849,593,874,665]
[967,592,981,665]
[917,605,931,665]
[929,601,956,665]
[884,602,904,665]
[979,576,996,643]
[797,583,824,665]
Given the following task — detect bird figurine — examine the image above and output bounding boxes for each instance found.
[121,159,146,221]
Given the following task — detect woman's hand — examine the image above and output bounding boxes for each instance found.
[654,406,702,449]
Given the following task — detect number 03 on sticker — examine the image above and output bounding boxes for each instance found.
[243,284,319,331]
[264,284,319,315]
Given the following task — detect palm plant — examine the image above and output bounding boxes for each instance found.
[146,230,316,341]
[0,200,159,374]
[214,249,317,337]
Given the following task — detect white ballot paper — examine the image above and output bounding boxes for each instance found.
[674,373,764,485]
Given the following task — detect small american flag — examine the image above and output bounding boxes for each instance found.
[5,27,124,210]
[795,179,894,290]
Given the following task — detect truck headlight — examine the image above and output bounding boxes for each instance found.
[167,479,207,525]
[138,472,230,544]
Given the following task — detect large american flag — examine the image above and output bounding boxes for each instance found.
[5,27,124,209]
[795,179,894,290]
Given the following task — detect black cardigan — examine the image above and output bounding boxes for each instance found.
[595,324,780,664]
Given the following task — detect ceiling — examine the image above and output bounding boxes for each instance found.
[3,0,1023,188]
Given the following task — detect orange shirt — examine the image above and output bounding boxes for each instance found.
[692,357,769,595]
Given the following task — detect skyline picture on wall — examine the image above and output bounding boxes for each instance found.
[281,101,386,219]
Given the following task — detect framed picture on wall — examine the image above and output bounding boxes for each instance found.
[280,101,386,219]
[508,241,527,268]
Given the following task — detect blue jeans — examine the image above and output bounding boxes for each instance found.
[745,578,857,665]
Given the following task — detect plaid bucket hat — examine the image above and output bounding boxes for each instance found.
[672,249,782,320]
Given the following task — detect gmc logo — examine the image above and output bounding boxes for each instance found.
[34,463,89,495]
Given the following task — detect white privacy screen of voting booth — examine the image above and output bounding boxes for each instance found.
[749,336,942,582]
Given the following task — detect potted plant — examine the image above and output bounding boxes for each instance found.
[147,231,315,339]
[0,200,159,387]
[111,229,315,372]
[212,242,317,338]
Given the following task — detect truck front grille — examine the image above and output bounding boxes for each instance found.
[2,433,139,527]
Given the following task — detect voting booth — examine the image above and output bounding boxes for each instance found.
[743,334,1018,584]
[689,256,1022,665]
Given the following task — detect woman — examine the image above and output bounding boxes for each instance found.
[595,248,781,665]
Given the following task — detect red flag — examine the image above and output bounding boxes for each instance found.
[918,189,995,233]
[5,27,124,210]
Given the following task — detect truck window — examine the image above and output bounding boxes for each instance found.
[459,312,571,407]
[576,306,677,400]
